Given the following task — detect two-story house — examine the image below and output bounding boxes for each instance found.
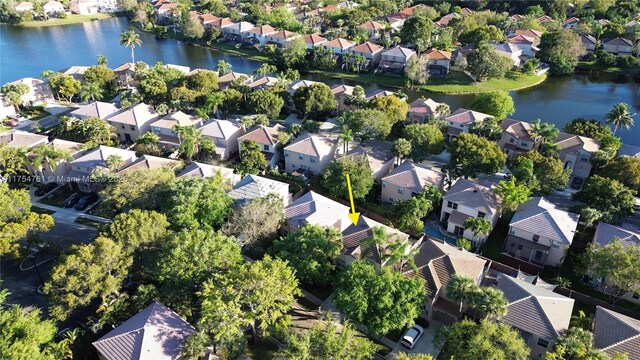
[177,161,240,185]
[504,197,579,268]
[104,103,160,143]
[284,133,338,175]
[66,145,137,192]
[424,49,452,76]
[218,72,253,89]
[508,34,539,58]
[148,111,202,149]
[381,160,446,203]
[378,46,416,74]
[113,62,146,88]
[489,42,524,67]
[199,119,244,160]
[348,41,384,68]
[237,124,286,168]
[582,34,597,54]
[321,38,356,55]
[563,17,580,29]
[555,132,600,189]
[498,119,538,158]
[441,178,500,246]
[266,30,300,47]
[406,98,447,123]
[445,108,493,140]
[331,84,355,114]
[343,141,395,180]
[302,33,327,50]
[497,274,574,359]
[246,25,277,47]
[593,307,640,359]
[26,139,86,183]
[403,238,488,323]
[69,101,119,120]
[223,21,255,42]
[592,222,640,304]
[603,37,634,56]
[360,20,385,40]
[228,174,290,207]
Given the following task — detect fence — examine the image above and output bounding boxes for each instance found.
[554,287,640,320]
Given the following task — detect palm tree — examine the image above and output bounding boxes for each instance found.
[194,107,209,122]
[216,60,232,76]
[385,241,418,271]
[105,154,124,171]
[605,103,635,135]
[134,132,162,156]
[361,226,390,263]
[28,144,71,176]
[530,119,559,148]
[469,287,508,320]
[435,104,450,120]
[120,30,143,64]
[78,83,104,103]
[174,125,216,161]
[463,217,492,242]
[392,138,412,166]
[204,92,225,119]
[339,126,353,154]
[97,54,108,66]
[493,178,531,215]
[446,274,477,312]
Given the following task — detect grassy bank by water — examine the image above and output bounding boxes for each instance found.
[17,13,114,27]
[417,71,547,94]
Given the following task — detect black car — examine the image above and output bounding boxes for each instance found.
[74,193,99,211]
[63,193,82,208]
[35,182,58,196]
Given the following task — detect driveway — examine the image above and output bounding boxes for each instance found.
[389,321,444,358]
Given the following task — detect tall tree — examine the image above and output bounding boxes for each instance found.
[104,209,170,253]
[537,29,586,75]
[237,140,268,176]
[269,224,343,286]
[246,90,285,119]
[530,119,560,147]
[174,125,215,162]
[0,184,54,257]
[449,133,506,178]
[468,287,508,320]
[119,30,143,64]
[511,152,570,195]
[293,83,336,120]
[446,274,477,312]
[564,118,613,140]
[335,261,426,336]
[392,192,434,233]
[466,44,512,81]
[572,175,636,223]
[27,143,72,176]
[399,14,434,52]
[45,237,133,321]
[216,60,232,75]
[468,91,515,119]
[343,109,393,142]
[493,178,532,214]
[599,156,640,192]
[403,123,445,161]
[320,156,374,200]
[367,95,410,124]
[48,73,81,103]
[544,327,622,360]
[52,116,117,148]
[222,193,284,247]
[604,103,635,135]
[339,126,354,154]
[392,138,412,166]
[436,320,530,360]
[78,82,104,102]
[463,217,493,240]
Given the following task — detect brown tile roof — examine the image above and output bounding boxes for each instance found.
[198,13,219,23]
[248,24,276,35]
[284,132,337,157]
[271,29,298,40]
[555,132,600,153]
[323,37,356,49]
[509,34,535,45]
[330,84,355,96]
[594,306,640,360]
[350,41,383,54]
[303,33,327,45]
[211,17,234,27]
[360,20,385,30]
[237,124,285,146]
[409,98,446,117]
[514,30,543,39]
[424,48,452,60]
[500,119,533,140]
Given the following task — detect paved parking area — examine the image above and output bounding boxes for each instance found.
[390,321,444,358]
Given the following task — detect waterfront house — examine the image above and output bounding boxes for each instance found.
[321,38,356,55]
[9,78,53,106]
[228,174,290,206]
[62,66,90,81]
[424,49,452,76]
[247,25,277,46]
[508,34,539,57]
[440,178,500,246]
[403,238,488,323]
[199,118,244,160]
[302,33,327,50]
[504,197,579,268]
[149,111,202,149]
[593,306,640,360]
[93,302,195,360]
[266,30,301,47]
[223,21,255,42]
[347,41,384,68]
[218,71,252,89]
[563,17,580,29]
[381,160,445,203]
[177,161,240,184]
[113,62,145,88]
[554,132,600,189]
[198,13,219,29]
[366,90,399,101]
[69,0,99,14]
[496,274,574,359]
[289,79,321,94]
[360,20,385,40]
[210,17,235,31]
[284,133,338,175]
[603,37,634,56]
[43,1,65,15]
[14,2,34,12]
[498,119,538,158]
[406,98,447,123]
[444,108,493,140]
[246,76,279,91]
[331,84,355,113]
[582,34,597,54]
[66,145,137,192]
[237,124,286,168]
[343,141,395,180]
[489,42,524,67]
[104,103,161,143]
[69,101,119,120]
[378,46,416,74]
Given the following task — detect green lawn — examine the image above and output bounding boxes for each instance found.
[21,105,51,120]
[417,71,547,94]
[576,61,640,76]
[309,68,408,88]
[209,42,271,62]
[18,13,114,27]
[480,217,510,260]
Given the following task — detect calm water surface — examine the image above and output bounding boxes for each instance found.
[3,17,640,145]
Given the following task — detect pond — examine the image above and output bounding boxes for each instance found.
[3,16,640,145]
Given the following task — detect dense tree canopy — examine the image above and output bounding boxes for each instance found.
[436,320,530,360]
[545,327,627,360]
[53,116,117,148]
[246,90,285,119]
[403,123,445,161]
[511,151,570,195]
[564,118,613,140]
[466,44,512,81]
[573,175,636,223]
[238,140,268,176]
[320,156,374,200]
[537,29,586,75]
[269,224,343,286]
[343,109,393,141]
[222,193,284,247]
[367,95,409,125]
[468,91,515,119]
[599,156,640,192]
[105,209,170,253]
[450,133,506,178]
[392,189,436,233]
[335,261,426,336]
[293,83,336,120]
[399,14,434,52]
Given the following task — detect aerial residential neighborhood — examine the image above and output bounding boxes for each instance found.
[2,0,640,359]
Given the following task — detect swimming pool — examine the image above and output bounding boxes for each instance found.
[424,225,458,246]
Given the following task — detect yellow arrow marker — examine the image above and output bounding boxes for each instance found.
[345,173,360,226]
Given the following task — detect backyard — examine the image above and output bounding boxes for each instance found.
[17,13,114,27]
[417,71,547,94]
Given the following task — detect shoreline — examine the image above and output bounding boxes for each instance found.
[8,13,115,28]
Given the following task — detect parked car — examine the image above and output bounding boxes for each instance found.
[401,325,425,349]
[74,193,99,211]
[63,193,82,208]
[35,182,58,196]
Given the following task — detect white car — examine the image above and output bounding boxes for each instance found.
[401,325,425,349]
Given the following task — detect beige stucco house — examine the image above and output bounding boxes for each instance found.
[199,119,244,160]
[554,132,600,189]
[237,124,286,168]
[284,133,338,175]
[381,160,445,203]
[498,119,538,159]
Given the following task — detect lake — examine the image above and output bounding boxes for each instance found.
[3,16,640,145]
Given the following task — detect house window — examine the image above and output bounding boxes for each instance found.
[382,182,387,188]
[130,125,135,131]
[537,338,550,349]
[509,138,515,143]
[285,150,290,157]
[449,121,454,125]
[452,203,458,210]
[520,142,528,147]
[121,125,125,129]
[580,155,590,162]
[633,292,640,300]
[447,201,453,208]
[533,234,540,242]
[263,144,269,151]
[398,187,404,194]
[216,138,224,145]
[454,226,464,236]
[478,212,485,219]
[509,227,515,235]
[310,156,317,163]
[298,154,304,160]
